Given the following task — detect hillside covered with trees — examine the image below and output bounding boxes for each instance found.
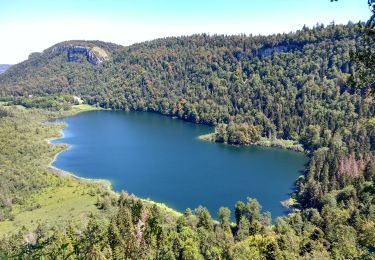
[0,22,374,259]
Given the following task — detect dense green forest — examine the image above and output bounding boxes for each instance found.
[0,22,374,258]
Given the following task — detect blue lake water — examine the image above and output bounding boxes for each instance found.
[52,110,307,218]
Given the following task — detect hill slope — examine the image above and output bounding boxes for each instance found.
[0,24,371,139]
[0,65,11,74]
[0,40,122,95]
[0,24,375,258]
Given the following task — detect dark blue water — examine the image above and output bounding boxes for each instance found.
[52,110,307,218]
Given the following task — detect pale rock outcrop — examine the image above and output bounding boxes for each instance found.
[51,44,109,65]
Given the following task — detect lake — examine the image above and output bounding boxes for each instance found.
[52,110,307,218]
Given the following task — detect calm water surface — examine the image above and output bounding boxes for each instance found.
[53,110,307,218]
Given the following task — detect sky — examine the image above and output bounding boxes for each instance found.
[0,0,371,64]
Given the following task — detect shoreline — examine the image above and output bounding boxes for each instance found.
[45,109,182,217]
[46,106,303,219]
[198,133,305,153]
[46,122,113,190]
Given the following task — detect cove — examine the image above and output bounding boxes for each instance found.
[52,110,307,218]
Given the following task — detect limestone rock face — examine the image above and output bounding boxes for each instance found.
[260,45,289,58]
[51,44,109,65]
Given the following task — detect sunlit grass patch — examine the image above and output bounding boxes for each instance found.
[0,183,101,237]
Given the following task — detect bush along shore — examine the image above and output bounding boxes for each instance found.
[1,22,375,257]
[0,101,182,235]
[199,123,304,152]
[0,90,374,258]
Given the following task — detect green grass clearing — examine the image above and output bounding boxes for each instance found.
[0,182,101,237]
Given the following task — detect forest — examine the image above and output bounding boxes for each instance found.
[0,20,374,258]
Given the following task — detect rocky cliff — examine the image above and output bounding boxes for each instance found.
[51,44,109,65]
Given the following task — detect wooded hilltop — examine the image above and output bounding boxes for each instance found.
[0,22,374,258]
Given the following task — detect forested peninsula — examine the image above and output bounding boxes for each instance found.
[0,23,374,259]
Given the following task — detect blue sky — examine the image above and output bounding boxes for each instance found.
[0,0,370,64]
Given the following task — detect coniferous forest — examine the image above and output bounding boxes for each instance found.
[0,11,374,260]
